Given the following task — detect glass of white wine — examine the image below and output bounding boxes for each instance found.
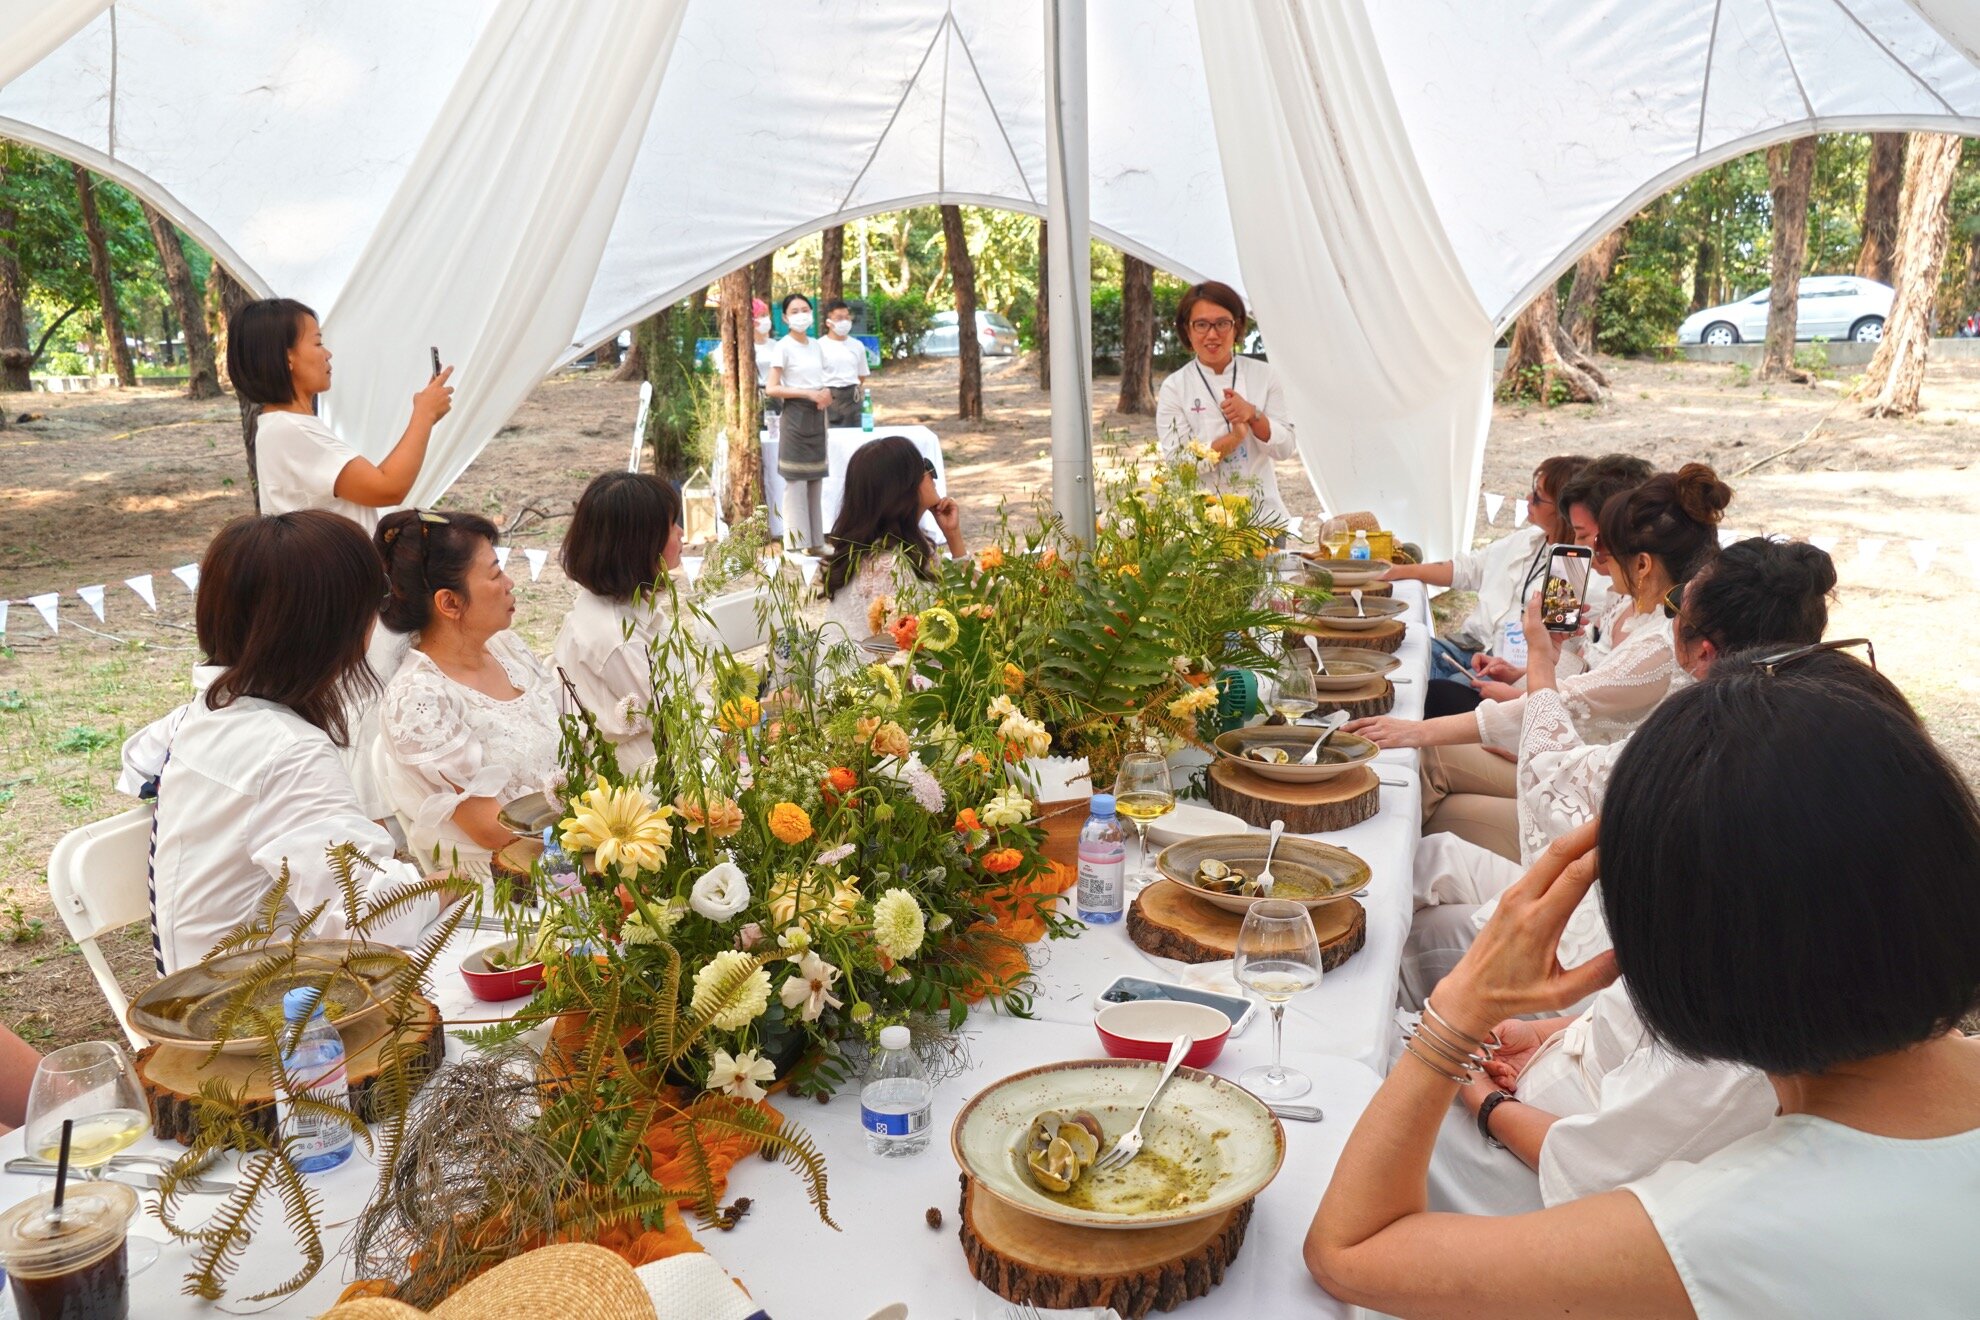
[25,1042,159,1273]
[1112,751,1176,894]
[1272,659,1318,723]
[1234,899,1323,1099]
[1318,514,1352,561]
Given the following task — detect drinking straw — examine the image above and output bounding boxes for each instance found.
[51,1118,74,1216]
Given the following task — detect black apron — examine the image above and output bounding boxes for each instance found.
[778,396,829,481]
[826,384,861,427]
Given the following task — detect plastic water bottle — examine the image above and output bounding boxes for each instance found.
[1350,529,1372,561]
[860,1025,932,1157]
[860,389,874,432]
[278,987,355,1173]
[1076,794,1127,925]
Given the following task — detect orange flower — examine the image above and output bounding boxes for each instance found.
[954,808,982,833]
[768,802,813,845]
[977,546,1005,571]
[1039,549,1058,569]
[888,614,919,650]
[1000,662,1025,692]
[824,766,857,795]
[982,847,1023,875]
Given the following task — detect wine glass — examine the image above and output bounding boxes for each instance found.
[1234,900,1323,1100]
[1271,659,1318,724]
[1318,515,1352,561]
[25,1042,160,1273]
[1112,752,1175,894]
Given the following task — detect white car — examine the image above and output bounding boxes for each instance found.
[1678,275,1893,346]
[917,310,1020,357]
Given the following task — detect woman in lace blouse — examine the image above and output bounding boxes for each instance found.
[374,509,561,875]
[813,435,965,643]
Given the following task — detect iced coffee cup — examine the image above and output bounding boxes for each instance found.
[0,1180,138,1320]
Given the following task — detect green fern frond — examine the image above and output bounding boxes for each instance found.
[682,1097,837,1230]
[238,1143,326,1302]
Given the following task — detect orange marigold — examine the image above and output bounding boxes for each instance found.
[954,808,982,833]
[888,614,919,650]
[768,801,813,845]
[824,766,858,795]
[1000,662,1025,692]
[977,545,1005,571]
[981,847,1023,875]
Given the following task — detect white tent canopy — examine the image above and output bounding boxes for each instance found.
[5,0,1979,556]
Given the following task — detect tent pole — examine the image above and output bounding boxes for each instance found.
[1044,0,1094,543]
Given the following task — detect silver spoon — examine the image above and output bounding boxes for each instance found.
[1351,587,1366,618]
[1302,631,1330,675]
[1298,710,1350,764]
[1254,819,1285,896]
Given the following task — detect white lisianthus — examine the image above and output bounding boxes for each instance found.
[980,789,1033,829]
[705,1047,776,1102]
[689,860,751,922]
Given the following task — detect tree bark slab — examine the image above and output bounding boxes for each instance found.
[1205,762,1381,834]
[1128,881,1365,969]
[1284,617,1405,653]
[1302,677,1394,720]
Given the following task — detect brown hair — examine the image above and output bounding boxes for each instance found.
[1174,281,1247,345]
[1600,462,1733,594]
[561,472,682,601]
[200,511,383,746]
[821,435,936,600]
[1531,454,1592,540]
[1557,452,1655,526]
[376,509,501,633]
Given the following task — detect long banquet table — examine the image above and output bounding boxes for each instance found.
[0,583,1430,1316]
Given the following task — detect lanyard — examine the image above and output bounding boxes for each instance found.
[1194,356,1239,411]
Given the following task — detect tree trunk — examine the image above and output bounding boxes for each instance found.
[717,266,762,516]
[751,253,775,312]
[1118,251,1156,413]
[208,265,260,506]
[593,334,621,368]
[820,225,844,304]
[1561,225,1625,354]
[1036,218,1050,392]
[1495,285,1607,404]
[1689,237,1715,313]
[941,205,983,421]
[1855,132,1907,285]
[1760,137,1817,383]
[72,165,135,386]
[141,202,221,398]
[1855,132,1964,418]
[0,164,29,391]
[612,315,652,380]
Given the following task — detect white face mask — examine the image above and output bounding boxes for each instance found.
[786,310,813,331]
[827,318,852,337]
[753,316,771,334]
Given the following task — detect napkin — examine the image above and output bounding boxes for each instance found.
[635,1252,766,1320]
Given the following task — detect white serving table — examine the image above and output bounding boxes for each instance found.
[761,425,947,543]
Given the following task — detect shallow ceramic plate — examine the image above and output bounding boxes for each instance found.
[1145,801,1250,847]
[1213,727,1378,784]
[128,941,408,1055]
[1298,556,1391,587]
[952,1058,1284,1229]
[1306,597,1410,631]
[1157,833,1371,912]
[1298,648,1402,692]
[498,791,561,834]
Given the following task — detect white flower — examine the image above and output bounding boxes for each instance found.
[779,950,845,1022]
[872,888,926,962]
[817,842,856,868]
[691,950,771,1030]
[779,925,811,955]
[902,756,946,813]
[621,898,687,946]
[981,789,1033,829]
[928,912,954,933]
[689,861,751,923]
[705,1047,776,1102]
[986,695,1020,723]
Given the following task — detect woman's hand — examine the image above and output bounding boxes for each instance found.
[812,388,833,409]
[931,497,964,552]
[1473,653,1523,683]
[1475,680,1522,703]
[412,366,455,428]
[1480,1017,1551,1089]
[1431,820,1619,1039]
[1219,390,1259,429]
[1344,715,1426,749]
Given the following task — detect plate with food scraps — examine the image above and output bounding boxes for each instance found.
[1157,833,1371,913]
[1212,726,1378,784]
[1303,597,1410,631]
[1298,648,1403,692]
[951,1058,1283,1229]
[497,791,562,834]
[128,940,410,1055]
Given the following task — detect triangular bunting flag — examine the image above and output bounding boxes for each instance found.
[171,564,200,594]
[493,546,512,571]
[28,592,59,633]
[1909,540,1939,576]
[124,574,156,610]
[1513,498,1529,526]
[0,601,9,636]
[1483,493,1504,524]
[1284,515,1304,543]
[1854,538,1886,573]
[524,548,548,581]
[77,585,105,621]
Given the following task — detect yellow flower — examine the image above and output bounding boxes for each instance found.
[977,546,1005,571]
[872,888,926,961]
[690,951,771,1031]
[916,607,960,652]
[866,663,903,709]
[986,695,1019,723]
[675,793,744,839]
[866,594,894,635]
[715,695,761,734]
[1001,662,1025,692]
[768,801,813,845]
[869,720,912,759]
[998,712,1052,760]
[980,789,1033,829]
[1201,503,1233,529]
[1117,563,1140,578]
[559,777,674,875]
[1187,440,1216,462]
[768,871,859,929]
[1167,686,1220,718]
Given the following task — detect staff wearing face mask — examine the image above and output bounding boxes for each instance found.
[1154,280,1295,530]
[766,293,831,552]
[818,298,869,427]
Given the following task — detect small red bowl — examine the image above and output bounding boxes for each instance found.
[1094,999,1231,1069]
[460,943,547,1001]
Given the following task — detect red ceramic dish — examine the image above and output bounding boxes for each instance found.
[1094,999,1231,1069]
[460,943,547,1001]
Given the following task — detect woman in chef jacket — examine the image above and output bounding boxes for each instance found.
[1154,281,1295,531]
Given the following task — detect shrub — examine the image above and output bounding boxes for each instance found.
[1596,258,1689,357]
[866,291,937,361]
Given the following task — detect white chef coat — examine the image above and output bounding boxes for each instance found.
[770,335,828,392]
[120,696,435,974]
[818,333,870,389]
[1154,354,1296,525]
[253,410,378,532]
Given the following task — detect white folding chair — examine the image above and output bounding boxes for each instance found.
[45,804,157,1049]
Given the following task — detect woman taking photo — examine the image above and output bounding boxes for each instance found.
[814,435,964,640]
[119,512,443,974]
[1307,648,1980,1316]
[553,472,687,774]
[375,510,561,875]
[1154,280,1296,529]
[766,293,832,551]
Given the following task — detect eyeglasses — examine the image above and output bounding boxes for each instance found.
[1188,318,1238,335]
[1749,637,1877,677]
[1528,488,1553,508]
[921,457,936,476]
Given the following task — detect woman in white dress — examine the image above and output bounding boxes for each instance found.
[552,472,686,776]
[814,435,964,643]
[120,512,445,974]
[765,293,832,552]
[374,509,562,875]
[1308,648,1980,1317]
[1154,280,1296,530]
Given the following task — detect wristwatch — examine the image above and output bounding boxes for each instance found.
[1477,1088,1519,1151]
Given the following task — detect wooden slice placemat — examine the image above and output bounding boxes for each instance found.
[140,995,444,1145]
[1127,881,1366,969]
[1305,676,1394,719]
[1205,761,1380,834]
[1286,616,1405,653]
[958,1174,1254,1318]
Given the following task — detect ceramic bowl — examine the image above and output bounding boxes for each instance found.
[1297,648,1402,691]
[1157,833,1371,913]
[1305,596,1410,631]
[1093,999,1231,1069]
[1212,726,1378,784]
[459,943,548,1002]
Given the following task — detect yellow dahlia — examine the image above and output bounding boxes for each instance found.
[715,694,761,734]
[690,951,771,1031]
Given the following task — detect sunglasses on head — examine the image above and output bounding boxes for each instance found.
[921,457,936,476]
[1660,582,1685,620]
[1748,637,1877,677]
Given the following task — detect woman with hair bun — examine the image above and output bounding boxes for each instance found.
[374,510,561,874]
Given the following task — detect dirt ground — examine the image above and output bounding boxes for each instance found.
[3,351,1977,1049]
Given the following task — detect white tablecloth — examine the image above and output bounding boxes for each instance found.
[762,425,947,543]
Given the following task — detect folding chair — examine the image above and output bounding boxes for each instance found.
[45,804,157,1049]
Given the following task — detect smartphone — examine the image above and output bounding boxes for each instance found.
[1541,543,1594,634]
[430,346,442,378]
[1094,975,1256,1034]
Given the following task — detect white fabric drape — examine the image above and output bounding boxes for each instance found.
[318,0,688,507]
[1193,0,1496,561]
[0,0,109,90]
[1910,1,1980,65]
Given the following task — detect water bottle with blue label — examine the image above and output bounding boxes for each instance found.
[1500,616,1529,667]
[1350,529,1372,561]
[278,988,355,1173]
[860,1025,932,1156]
[1075,794,1126,924]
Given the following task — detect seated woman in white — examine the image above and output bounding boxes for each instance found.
[552,471,688,775]
[812,434,965,643]
[1308,647,1980,1318]
[375,510,562,876]
[120,512,442,974]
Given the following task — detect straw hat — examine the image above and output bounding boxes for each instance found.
[318,1244,657,1320]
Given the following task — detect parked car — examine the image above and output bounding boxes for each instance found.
[1677,275,1893,346]
[918,310,1020,357]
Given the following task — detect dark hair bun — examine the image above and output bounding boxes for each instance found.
[1775,539,1839,598]
[1672,463,1733,525]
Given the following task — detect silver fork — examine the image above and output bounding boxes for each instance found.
[1093,1034,1193,1173]
[1006,1304,1047,1320]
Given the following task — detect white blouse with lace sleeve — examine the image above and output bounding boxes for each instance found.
[1473,607,1677,752]
[810,549,936,646]
[377,630,564,870]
